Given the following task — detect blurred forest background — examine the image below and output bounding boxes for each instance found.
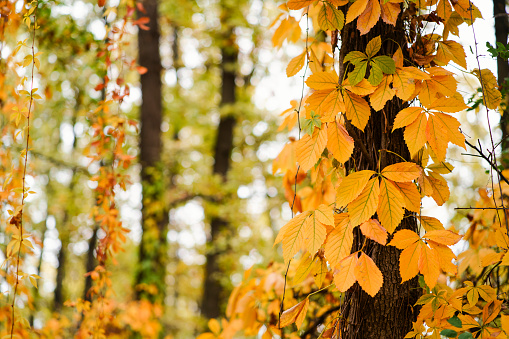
[0,0,506,338]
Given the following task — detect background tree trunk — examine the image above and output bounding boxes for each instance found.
[135,0,167,304]
[494,0,509,154]
[339,8,421,339]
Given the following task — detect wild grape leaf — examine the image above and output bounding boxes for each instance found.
[333,254,358,292]
[357,0,381,35]
[306,71,339,90]
[286,51,306,77]
[296,127,327,171]
[327,120,354,163]
[381,162,420,182]
[360,219,388,245]
[343,90,371,130]
[348,177,380,226]
[325,213,354,268]
[355,252,383,297]
[336,170,376,207]
[280,298,309,329]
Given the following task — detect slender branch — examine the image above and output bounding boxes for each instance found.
[301,305,342,338]
[455,207,509,210]
[464,139,509,185]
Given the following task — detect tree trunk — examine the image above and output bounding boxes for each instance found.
[494,0,509,154]
[339,8,420,339]
[201,38,238,319]
[135,0,168,304]
[83,226,98,302]
[53,237,66,311]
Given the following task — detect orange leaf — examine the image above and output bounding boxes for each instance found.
[399,241,422,282]
[343,90,371,131]
[325,213,354,268]
[287,0,314,10]
[427,173,450,206]
[306,71,339,90]
[333,254,358,292]
[377,178,405,234]
[418,216,444,231]
[393,181,421,213]
[306,89,345,121]
[392,107,424,131]
[418,245,440,288]
[280,298,309,329]
[424,230,462,246]
[274,211,311,263]
[388,229,420,249]
[381,162,420,182]
[360,219,387,245]
[355,252,383,297]
[348,177,380,226]
[327,120,354,163]
[404,113,427,156]
[304,209,328,255]
[369,75,395,111]
[286,51,306,77]
[346,0,369,24]
[336,170,375,207]
[343,78,377,96]
[357,0,381,35]
[296,127,328,172]
[380,1,400,26]
[426,114,448,161]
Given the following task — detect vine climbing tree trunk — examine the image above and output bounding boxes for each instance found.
[201,24,238,319]
[135,0,168,304]
[339,8,420,339]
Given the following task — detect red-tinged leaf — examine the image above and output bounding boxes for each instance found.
[370,75,395,111]
[380,1,400,26]
[392,107,424,131]
[327,120,354,163]
[286,51,306,77]
[427,173,450,206]
[418,216,444,231]
[404,113,427,156]
[274,212,311,263]
[346,0,369,24]
[360,219,387,245]
[136,66,148,75]
[280,298,309,329]
[336,170,375,207]
[424,230,462,246]
[98,0,106,7]
[304,210,328,255]
[306,71,339,90]
[388,229,420,249]
[418,245,440,288]
[433,112,465,149]
[333,254,358,292]
[357,0,381,35]
[381,162,420,182]
[377,178,405,234]
[399,241,422,282]
[393,181,421,213]
[287,0,314,10]
[343,90,371,131]
[355,252,383,297]
[325,214,354,268]
[348,177,380,226]
[296,127,328,172]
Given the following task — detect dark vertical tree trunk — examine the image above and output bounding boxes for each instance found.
[53,238,66,310]
[339,8,420,339]
[135,0,167,304]
[201,33,238,319]
[494,0,509,153]
[83,226,98,302]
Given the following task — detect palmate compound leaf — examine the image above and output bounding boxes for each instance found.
[286,51,306,77]
[377,178,405,234]
[274,211,310,263]
[336,170,375,208]
[355,252,383,297]
[324,213,354,268]
[380,162,420,182]
[360,219,387,245]
[348,177,380,226]
[327,119,354,163]
[296,126,327,172]
[333,253,358,292]
[280,298,309,330]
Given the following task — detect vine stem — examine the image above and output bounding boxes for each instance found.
[11,4,37,338]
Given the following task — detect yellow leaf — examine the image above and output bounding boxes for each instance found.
[327,120,354,163]
[296,127,328,172]
[307,89,345,121]
[343,90,371,131]
[346,0,369,24]
[357,0,381,35]
[293,255,315,285]
[423,230,462,246]
[393,107,424,131]
[435,40,467,69]
[370,75,395,111]
[286,51,306,77]
[348,177,380,226]
[312,256,329,288]
[473,68,502,110]
[501,314,509,334]
[436,0,452,21]
[318,3,345,31]
[360,219,387,245]
[333,254,358,292]
[315,204,334,225]
[388,229,420,249]
[274,212,311,263]
[393,70,416,101]
[354,252,383,297]
[287,0,314,10]
[380,2,400,26]
[399,241,422,282]
[325,213,354,268]
[280,298,309,330]
[427,173,450,206]
[343,78,377,96]
[393,181,421,213]
[306,71,339,90]
[418,245,440,288]
[208,319,221,335]
[429,241,457,275]
[377,178,405,234]
[336,170,375,207]
[432,112,465,150]
[418,216,444,231]
[304,209,328,254]
[381,162,420,182]
[480,251,504,267]
[404,113,427,156]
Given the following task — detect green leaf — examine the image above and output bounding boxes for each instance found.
[458,333,474,339]
[367,62,383,86]
[365,36,381,58]
[348,60,368,86]
[344,51,367,66]
[447,316,462,328]
[318,3,345,31]
[372,55,396,74]
[440,329,457,338]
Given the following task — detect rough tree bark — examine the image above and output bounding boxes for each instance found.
[201,25,238,319]
[494,0,509,153]
[135,0,168,304]
[338,6,421,339]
